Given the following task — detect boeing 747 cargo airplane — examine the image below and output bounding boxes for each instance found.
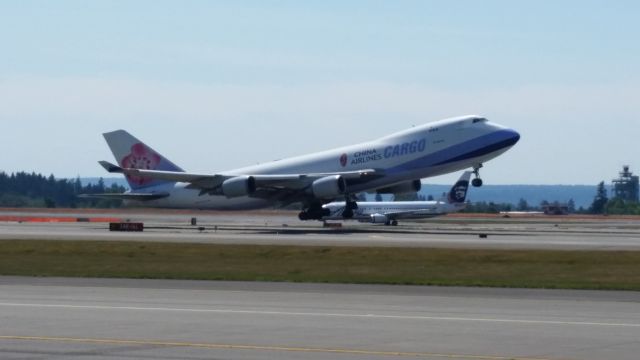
[319,171,472,226]
[95,115,519,219]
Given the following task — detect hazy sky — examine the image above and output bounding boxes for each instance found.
[1,1,638,184]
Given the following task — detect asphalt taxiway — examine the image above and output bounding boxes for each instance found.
[1,277,639,360]
[1,209,640,250]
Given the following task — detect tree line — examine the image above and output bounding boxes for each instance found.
[2,171,639,214]
[462,181,640,215]
[587,181,640,215]
[0,171,126,208]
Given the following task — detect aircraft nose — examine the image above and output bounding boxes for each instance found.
[505,128,520,146]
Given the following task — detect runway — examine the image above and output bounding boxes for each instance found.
[2,209,640,250]
[1,276,639,360]
[2,210,640,359]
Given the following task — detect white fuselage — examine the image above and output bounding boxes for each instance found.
[322,200,465,222]
[124,115,519,210]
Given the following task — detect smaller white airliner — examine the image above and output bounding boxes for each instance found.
[319,171,472,226]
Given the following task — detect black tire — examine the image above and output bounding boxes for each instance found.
[472,178,483,187]
[391,220,398,226]
[343,208,354,219]
[298,211,308,221]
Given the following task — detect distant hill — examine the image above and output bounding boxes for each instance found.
[420,184,608,209]
[77,178,604,209]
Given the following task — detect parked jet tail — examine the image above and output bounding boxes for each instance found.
[102,130,184,190]
[447,171,472,204]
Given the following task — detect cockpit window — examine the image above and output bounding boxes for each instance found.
[472,117,488,124]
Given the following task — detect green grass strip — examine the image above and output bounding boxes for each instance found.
[1,240,640,290]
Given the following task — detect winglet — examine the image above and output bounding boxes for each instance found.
[99,160,124,173]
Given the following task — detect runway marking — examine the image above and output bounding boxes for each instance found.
[0,335,562,360]
[1,302,639,328]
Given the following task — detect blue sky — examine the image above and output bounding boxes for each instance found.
[1,1,638,184]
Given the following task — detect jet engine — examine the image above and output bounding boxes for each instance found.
[370,213,388,224]
[311,175,346,199]
[376,179,421,194]
[222,176,256,198]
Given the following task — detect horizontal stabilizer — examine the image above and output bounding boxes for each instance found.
[78,193,170,201]
[99,160,124,173]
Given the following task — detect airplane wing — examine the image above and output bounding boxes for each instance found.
[381,208,446,220]
[99,161,384,201]
[380,203,466,220]
[78,192,171,201]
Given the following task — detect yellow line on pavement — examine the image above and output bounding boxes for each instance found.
[0,335,565,360]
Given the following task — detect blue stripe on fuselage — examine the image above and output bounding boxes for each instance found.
[387,130,519,174]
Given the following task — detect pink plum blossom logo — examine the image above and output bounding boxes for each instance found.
[121,143,161,187]
[339,153,348,167]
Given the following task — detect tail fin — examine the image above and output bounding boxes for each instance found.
[447,171,472,204]
[103,130,184,190]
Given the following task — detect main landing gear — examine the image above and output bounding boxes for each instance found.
[341,197,358,219]
[298,196,359,221]
[298,201,330,221]
[472,164,484,188]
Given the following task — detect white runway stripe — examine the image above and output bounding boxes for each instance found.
[0,302,637,328]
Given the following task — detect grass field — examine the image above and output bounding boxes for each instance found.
[1,240,639,290]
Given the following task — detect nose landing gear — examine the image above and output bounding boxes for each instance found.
[472,164,484,188]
